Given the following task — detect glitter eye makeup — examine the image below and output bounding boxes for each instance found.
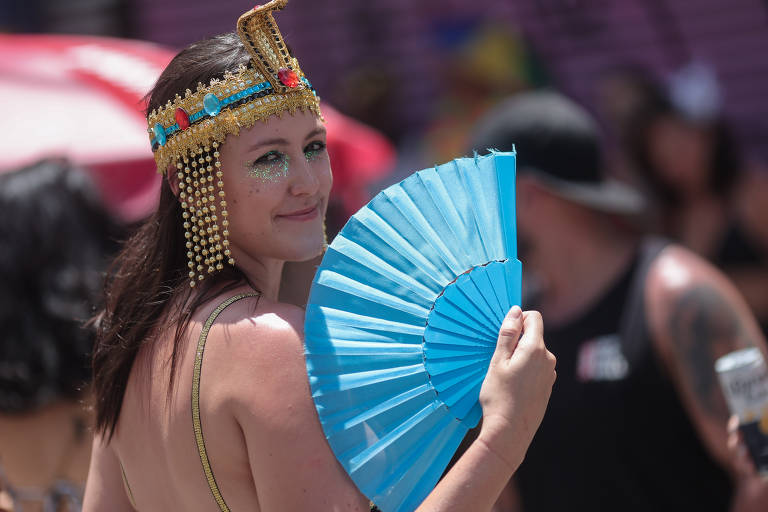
[246,151,290,181]
[304,141,327,162]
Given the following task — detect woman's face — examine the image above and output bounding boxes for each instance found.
[217,110,331,265]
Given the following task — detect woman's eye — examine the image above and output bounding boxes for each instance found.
[304,141,327,160]
[246,150,290,179]
[256,150,282,164]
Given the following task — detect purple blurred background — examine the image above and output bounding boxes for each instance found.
[4,0,768,161]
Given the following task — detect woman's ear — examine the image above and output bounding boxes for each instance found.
[166,165,181,198]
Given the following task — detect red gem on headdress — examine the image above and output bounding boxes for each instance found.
[175,107,190,130]
[278,68,300,88]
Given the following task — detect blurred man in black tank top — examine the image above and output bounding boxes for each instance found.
[472,91,768,511]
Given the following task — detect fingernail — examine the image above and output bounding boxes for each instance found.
[511,306,522,319]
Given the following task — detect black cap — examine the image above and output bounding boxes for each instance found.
[472,90,645,214]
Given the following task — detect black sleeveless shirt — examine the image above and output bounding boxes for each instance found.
[516,239,733,511]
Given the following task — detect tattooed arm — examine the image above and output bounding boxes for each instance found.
[646,244,768,472]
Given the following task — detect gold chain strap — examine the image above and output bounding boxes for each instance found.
[192,292,260,512]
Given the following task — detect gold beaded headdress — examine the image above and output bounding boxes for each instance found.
[146,0,321,287]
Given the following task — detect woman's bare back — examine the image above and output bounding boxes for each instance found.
[103,287,370,511]
[112,290,264,511]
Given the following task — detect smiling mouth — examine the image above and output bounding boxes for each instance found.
[276,203,320,221]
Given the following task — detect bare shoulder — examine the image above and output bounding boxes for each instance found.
[201,293,312,426]
[187,293,369,509]
[646,244,761,343]
[211,293,306,350]
[646,244,735,305]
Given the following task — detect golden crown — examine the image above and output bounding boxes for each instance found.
[147,0,322,174]
[146,0,322,287]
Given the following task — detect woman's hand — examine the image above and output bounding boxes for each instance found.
[727,415,768,512]
[477,306,556,471]
[417,306,555,512]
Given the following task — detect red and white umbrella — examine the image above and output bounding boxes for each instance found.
[0,34,173,222]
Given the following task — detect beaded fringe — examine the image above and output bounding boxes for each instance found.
[177,141,234,287]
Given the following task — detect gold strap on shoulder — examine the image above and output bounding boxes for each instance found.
[119,461,138,510]
[192,292,260,512]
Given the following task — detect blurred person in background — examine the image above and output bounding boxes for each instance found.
[623,62,768,335]
[472,90,768,512]
[0,159,116,511]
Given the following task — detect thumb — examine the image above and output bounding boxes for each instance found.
[493,305,523,361]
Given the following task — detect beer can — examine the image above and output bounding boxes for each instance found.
[715,347,768,475]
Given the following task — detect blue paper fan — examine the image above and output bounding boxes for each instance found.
[304,152,521,512]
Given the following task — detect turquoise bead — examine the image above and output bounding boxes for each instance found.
[154,123,166,146]
[203,93,221,116]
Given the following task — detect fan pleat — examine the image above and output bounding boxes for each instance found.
[344,210,452,291]
[421,310,493,340]
[419,326,494,348]
[504,259,523,306]
[429,293,499,339]
[440,373,485,419]
[306,152,520,512]
[310,340,423,355]
[329,386,440,462]
[313,371,430,421]
[494,153,519,255]
[313,270,429,322]
[307,350,424,376]
[327,238,441,302]
[486,262,512,314]
[346,401,443,474]
[427,360,490,391]
[310,363,426,393]
[423,342,495,360]
[321,383,437,436]
[352,209,453,287]
[415,168,482,267]
[468,268,505,324]
[398,174,474,271]
[365,191,457,281]
[371,414,467,511]
[306,307,425,344]
[451,274,503,327]
[305,323,423,348]
[424,353,492,376]
[379,187,466,275]
[457,157,504,261]
[466,267,506,325]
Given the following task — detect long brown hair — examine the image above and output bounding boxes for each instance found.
[91,33,256,439]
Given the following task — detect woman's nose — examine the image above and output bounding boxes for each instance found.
[289,156,320,196]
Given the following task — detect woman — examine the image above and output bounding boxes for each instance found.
[0,159,117,511]
[83,2,556,510]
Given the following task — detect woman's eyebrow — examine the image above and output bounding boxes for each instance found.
[246,138,290,152]
[246,128,325,152]
[304,127,327,141]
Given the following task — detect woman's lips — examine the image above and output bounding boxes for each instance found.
[276,204,319,221]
